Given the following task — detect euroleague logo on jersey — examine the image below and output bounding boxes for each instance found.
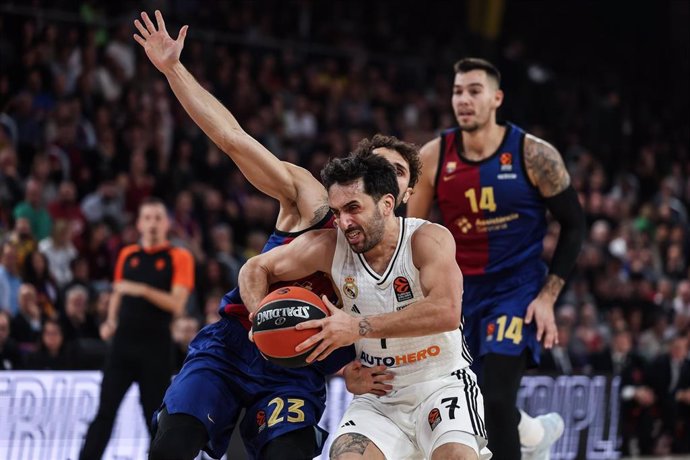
[256,410,267,433]
[498,152,517,180]
[428,408,442,431]
[393,277,413,302]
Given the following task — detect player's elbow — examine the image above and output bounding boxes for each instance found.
[219,129,248,155]
[438,302,462,331]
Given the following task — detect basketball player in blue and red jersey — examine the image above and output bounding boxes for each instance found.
[407,58,586,460]
[134,11,420,460]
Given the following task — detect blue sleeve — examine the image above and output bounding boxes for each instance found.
[310,345,356,375]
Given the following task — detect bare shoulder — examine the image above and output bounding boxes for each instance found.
[523,133,570,198]
[411,222,454,253]
[419,137,442,178]
[411,223,457,275]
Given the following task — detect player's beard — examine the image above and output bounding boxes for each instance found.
[458,121,480,132]
[348,208,385,254]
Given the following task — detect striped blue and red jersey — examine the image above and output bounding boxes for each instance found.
[435,122,547,276]
[220,212,337,330]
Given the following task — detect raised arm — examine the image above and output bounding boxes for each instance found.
[406,137,440,219]
[238,229,337,314]
[133,11,326,217]
[523,134,585,347]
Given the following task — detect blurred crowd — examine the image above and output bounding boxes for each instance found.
[0,0,689,455]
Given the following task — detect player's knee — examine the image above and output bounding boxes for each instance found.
[260,427,319,460]
[431,443,478,460]
[430,432,480,460]
[148,410,207,460]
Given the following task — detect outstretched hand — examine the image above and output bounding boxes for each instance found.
[133,10,188,75]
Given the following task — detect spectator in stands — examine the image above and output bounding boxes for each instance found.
[10,283,42,353]
[9,216,36,270]
[80,222,113,284]
[0,310,22,370]
[59,284,99,344]
[209,223,244,289]
[675,333,690,453]
[170,315,200,373]
[39,218,78,287]
[646,334,690,455]
[24,318,71,370]
[0,146,23,213]
[47,180,87,249]
[0,241,22,315]
[539,320,589,375]
[80,174,124,230]
[673,280,690,333]
[22,250,58,318]
[606,328,656,456]
[13,178,53,240]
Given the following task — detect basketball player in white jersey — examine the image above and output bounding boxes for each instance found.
[240,153,491,460]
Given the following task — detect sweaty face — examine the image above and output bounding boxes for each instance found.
[451,70,502,132]
[372,147,412,206]
[329,180,387,254]
[136,203,170,246]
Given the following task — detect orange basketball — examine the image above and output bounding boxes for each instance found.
[252,286,330,368]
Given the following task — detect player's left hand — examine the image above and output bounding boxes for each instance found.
[525,294,558,349]
[343,361,394,397]
[295,295,359,363]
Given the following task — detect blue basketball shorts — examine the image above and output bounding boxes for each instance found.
[155,317,354,459]
[462,262,546,375]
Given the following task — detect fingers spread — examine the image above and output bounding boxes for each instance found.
[177,25,188,44]
[154,10,167,33]
[141,11,156,34]
[134,19,150,38]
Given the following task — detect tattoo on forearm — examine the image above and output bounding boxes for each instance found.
[524,136,570,197]
[330,433,371,457]
[542,274,565,298]
[359,318,373,337]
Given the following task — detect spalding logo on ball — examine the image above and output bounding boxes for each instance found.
[252,286,330,368]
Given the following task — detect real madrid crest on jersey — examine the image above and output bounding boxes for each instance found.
[343,276,358,299]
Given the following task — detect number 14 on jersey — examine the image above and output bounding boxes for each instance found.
[464,187,497,213]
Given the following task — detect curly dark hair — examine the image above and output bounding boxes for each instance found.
[350,134,422,189]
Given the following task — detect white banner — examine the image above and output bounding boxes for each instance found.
[0,372,619,460]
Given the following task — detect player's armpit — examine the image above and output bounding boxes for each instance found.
[523,134,570,198]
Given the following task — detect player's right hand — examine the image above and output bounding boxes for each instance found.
[99,320,116,341]
[133,10,188,75]
[343,361,394,397]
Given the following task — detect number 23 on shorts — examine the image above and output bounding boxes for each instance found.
[486,315,523,345]
[265,397,306,427]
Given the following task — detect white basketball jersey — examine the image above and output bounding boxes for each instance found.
[332,217,472,390]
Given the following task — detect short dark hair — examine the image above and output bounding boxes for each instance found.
[138,196,166,213]
[321,155,399,203]
[454,58,501,87]
[350,134,422,189]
